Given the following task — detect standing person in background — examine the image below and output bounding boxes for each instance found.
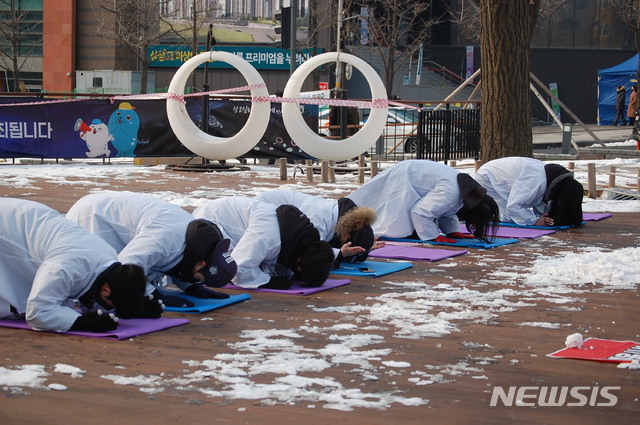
[613,85,627,126]
[627,85,638,126]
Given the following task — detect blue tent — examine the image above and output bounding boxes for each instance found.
[597,54,639,125]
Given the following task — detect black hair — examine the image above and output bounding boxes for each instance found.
[297,241,335,287]
[106,264,147,318]
[547,178,584,226]
[457,195,500,242]
[82,263,147,319]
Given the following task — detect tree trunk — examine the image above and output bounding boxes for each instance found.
[140,61,148,95]
[11,55,22,92]
[386,43,395,97]
[480,0,533,163]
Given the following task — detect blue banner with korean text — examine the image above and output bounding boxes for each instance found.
[0,97,316,159]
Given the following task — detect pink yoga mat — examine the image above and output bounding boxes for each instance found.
[0,317,190,340]
[369,245,468,261]
[223,278,351,295]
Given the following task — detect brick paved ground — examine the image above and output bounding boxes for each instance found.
[1,162,638,425]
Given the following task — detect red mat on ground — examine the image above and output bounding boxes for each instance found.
[547,338,640,363]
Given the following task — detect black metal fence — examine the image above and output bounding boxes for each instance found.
[325,102,480,163]
[415,107,480,162]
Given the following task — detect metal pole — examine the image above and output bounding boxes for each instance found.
[335,0,345,138]
[337,0,343,55]
[335,0,343,88]
[561,123,572,154]
[201,24,213,135]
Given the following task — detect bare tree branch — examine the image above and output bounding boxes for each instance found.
[451,0,570,44]
[93,0,167,93]
[160,2,222,91]
[607,0,640,51]
[0,0,43,91]
[341,0,440,97]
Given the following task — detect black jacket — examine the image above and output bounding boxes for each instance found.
[276,204,320,271]
[616,88,626,110]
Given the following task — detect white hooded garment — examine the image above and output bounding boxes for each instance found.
[192,197,281,289]
[474,157,548,226]
[347,160,462,240]
[0,199,117,332]
[66,191,190,290]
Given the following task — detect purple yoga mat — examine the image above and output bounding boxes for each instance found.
[369,245,468,261]
[461,223,556,239]
[583,212,613,221]
[0,317,190,340]
[223,278,351,295]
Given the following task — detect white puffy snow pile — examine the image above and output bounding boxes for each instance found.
[564,333,584,348]
[523,247,640,289]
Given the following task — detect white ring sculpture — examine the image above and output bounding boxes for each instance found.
[166,51,270,160]
[282,52,388,161]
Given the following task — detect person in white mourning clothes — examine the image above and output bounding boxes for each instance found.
[0,198,159,333]
[474,157,584,227]
[192,196,334,290]
[254,189,380,267]
[347,160,499,243]
[66,191,237,307]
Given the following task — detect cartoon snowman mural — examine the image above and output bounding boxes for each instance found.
[74,118,113,157]
[108,102,140,157]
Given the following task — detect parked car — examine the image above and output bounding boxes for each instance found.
[318,106,364,139]
[317,106,477,157]
[319,107,419,154]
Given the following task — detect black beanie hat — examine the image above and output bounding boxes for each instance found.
[199,238,237,287]
[346,224,374,262]
[167,219,237,285]
[184,219,223,263]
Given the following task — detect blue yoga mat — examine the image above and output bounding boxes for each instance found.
[380,236,520,249]
[331,260,412,277]
[159,289,251,313]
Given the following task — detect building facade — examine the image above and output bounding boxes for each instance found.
[1,0,637,122]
